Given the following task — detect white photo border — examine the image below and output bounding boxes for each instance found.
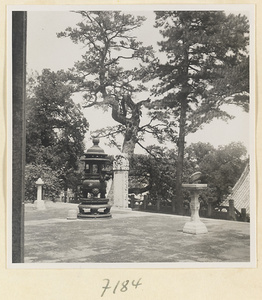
[7,4,256,269]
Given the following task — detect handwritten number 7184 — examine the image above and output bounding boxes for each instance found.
[101,278,142,297]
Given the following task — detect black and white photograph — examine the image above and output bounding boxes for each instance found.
[8,5,255,268]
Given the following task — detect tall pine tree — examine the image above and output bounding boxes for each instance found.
[58,11,154,157]
[150,11,249,214]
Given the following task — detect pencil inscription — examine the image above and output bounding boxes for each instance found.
[101,278,142,297]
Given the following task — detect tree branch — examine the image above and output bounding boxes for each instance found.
[137,141,162,161]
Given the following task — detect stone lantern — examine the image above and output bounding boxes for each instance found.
[34,178,46,210]
[78,138,112,218]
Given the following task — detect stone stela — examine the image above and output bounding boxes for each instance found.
[113,154,130,209]
[182,172,208,234]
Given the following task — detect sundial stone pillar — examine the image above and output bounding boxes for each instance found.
[113,154,130,209]
[182,183,208,234]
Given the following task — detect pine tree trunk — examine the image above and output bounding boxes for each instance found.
[121,108,140,158]
[122,138,137,157]
[122,121,138,157]
[174,97,187,215]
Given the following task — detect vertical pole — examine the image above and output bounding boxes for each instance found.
[143,195,147,210]
[12,11,27,263]
[228,199,236,220]
[207,201,213,218]
[156,199,161,212]
[130,195,135,209]
[241,208,247,222]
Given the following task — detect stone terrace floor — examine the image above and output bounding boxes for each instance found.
[24,202,251,264]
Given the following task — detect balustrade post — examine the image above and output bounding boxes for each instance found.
[228,199,236,220]
[143,195,148,210]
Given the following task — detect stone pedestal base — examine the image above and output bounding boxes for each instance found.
[78,212,112,219]
[34,200,46,210]
[77,199,112,219]
[183,220,208,235]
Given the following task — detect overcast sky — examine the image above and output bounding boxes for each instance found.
[26,7,253,155]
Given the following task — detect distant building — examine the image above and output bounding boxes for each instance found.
[222,164,250,216]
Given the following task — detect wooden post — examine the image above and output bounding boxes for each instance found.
[207,201,213,218]
[130,195,135,209]
[12,11,27,263]
[228,199,236,220]
[156,199,161,212]
[241,208,247,222]
[143,195,148,210]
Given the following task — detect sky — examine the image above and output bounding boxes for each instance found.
[26,7,253,155]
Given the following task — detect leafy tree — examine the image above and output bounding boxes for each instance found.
[129,146,177,203]
[57,11,155,156]
[127,142,247,211]
[26,69,89,196]
[183,142,215,180]
[183,142,248,206]
[149,11,249,214]
[197,142,248,204]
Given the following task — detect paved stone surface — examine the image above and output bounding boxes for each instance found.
[24,202,250,263]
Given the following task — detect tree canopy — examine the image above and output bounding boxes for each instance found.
[128,142,248,207]
[25,69,89,200]
[194,142,248,204]
[58,11,155,156]
[26,69,88,169]
[147,11,250,213]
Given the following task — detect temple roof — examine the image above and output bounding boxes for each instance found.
[222,164,250,214]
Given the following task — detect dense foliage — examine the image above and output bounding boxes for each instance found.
[25,164,62,202]
[129,146,177,202]
[190,142,248,204]
[25,69,89,200]
[128,142,248,207]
